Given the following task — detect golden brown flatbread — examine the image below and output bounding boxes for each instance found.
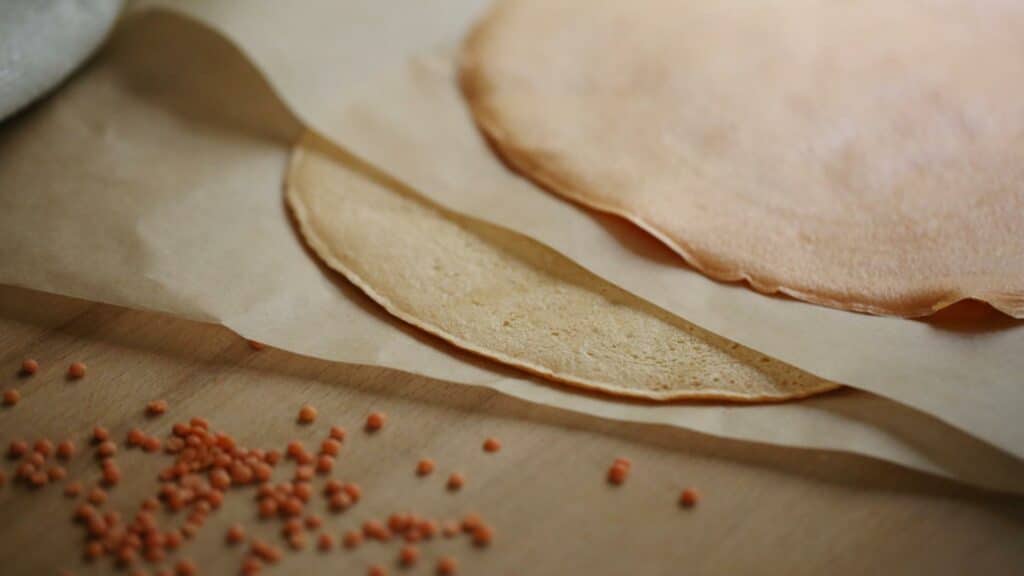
[286,134,837,402]
[460,0,1024,318]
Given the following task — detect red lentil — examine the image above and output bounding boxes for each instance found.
[343,530,363,548]
[440,520,460,537]
[328,492,351,512]
[317,532,334,551]
[608,461,630,485]
[8,440,28,458]
[342,482,361,502]
[68,362,87,379]
[21,358,39,375]
[175,559,197,576]
[57,439,76,459]
[226,523,245,545]
[97,441,117,458]
[329,426,346,441]
[3,389,20,406]
[368,565,387,576]
[87,487,107,505]
[146,399,168,416]
[287,532,306,551]
[416,459,435,476]
[471,524,494,547]
[447,473,465,491]
[292,461,311,479]
[248,340,266,351]
[315,454,334,474]
[320,438,341,456]
[399,545,420,566]
[127,428,146,447]
[482,437,501,453]
[436,556,458,575]
[92,427,110,443]
[297,404,317,424]
[365,412,386,432]
[679,487,699,508]
[29,470,48,487]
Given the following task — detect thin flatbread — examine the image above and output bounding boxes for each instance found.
[287,134,837,402]
[460,0,1024,318]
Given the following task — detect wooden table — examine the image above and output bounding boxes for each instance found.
[0,284,1020,575]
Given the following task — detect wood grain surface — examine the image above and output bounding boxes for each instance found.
[0,284,1021,576]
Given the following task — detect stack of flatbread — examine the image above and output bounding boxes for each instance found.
[287,0,1022,405]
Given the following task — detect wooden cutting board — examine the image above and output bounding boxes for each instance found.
[0,284,1020,575]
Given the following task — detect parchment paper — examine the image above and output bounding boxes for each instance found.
[134,1,1024,458]
[0,11,1021,493]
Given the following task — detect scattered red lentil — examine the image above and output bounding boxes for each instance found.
[146,399,168,416]
[57,439,76,459]
[482,437,501,453]
[34,438,54,456]
[461,514,482,533]
[29,470,48,487]
[328,491,352,512]
[142,436,162,453]
[175,559,197,576]
[87,487,107,505]
[329,426,346,441]
[226,523,246,545]
[416,459,435,476]
[315,455,334,474]
[365,411,386,432]
[97,441,117,458]
[447,473,465,491]
[8,440,28,458]
[343,529,363,548]
[399,545,420,566]
[607,459,631,486]
[317,532,334,551]
[3,389,20,406]
[607,466,628,485]
[368,565,387,576]
[127,428,146,447]
[294,465,314,482]
[92,427,110,443]
[320,438,341,456]
[471,524,494,547]
[297,404,317,424]
[441,521,459,538]
[342,482,361,502]
[436,556,458,575]
[679,487,699,508]
[248,340,266,351]
[21,358,39,375]
[68,362,87,379]
[287,532,306,551]
[48,466,67,481]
